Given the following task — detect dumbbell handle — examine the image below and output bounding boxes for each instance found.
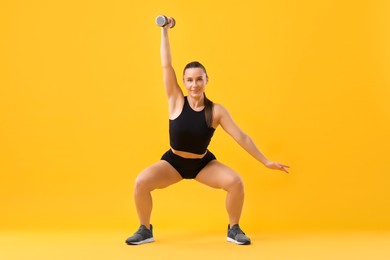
[155,15,176,28]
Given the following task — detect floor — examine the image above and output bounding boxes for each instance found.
[0,229,389,260]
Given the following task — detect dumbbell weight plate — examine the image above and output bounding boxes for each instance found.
[170,18,176,28]
[156,15,168,27]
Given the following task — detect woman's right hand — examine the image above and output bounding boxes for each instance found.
[163,17,175,29]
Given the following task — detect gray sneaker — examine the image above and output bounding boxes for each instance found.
[125,224,154,245]
[227,224,251,245]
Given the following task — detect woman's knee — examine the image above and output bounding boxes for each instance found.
[134,170,154,192]
[225,174,244,192]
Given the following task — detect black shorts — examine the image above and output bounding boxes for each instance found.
[161,149,216,179]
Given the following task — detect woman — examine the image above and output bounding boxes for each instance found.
[125,18,289,246]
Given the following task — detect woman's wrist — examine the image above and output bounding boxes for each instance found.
[262,159,271,166]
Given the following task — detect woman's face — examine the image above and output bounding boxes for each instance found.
[183,68,208,99]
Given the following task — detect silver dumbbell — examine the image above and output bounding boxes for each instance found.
[155,15,176,28]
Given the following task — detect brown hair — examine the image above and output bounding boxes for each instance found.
[183,61,214,128]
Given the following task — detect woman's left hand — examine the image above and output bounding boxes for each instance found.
[265,161,290,173]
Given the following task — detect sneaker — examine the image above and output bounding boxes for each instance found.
[125,224,154,245]
[226,224,251,245]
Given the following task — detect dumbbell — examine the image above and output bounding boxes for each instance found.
[155,15,176,28]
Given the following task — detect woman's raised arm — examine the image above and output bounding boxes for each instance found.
[160,21,183,109]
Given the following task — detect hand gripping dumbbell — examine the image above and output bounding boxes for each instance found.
[155,15,176,28]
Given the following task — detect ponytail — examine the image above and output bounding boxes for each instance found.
[204,93,214,128]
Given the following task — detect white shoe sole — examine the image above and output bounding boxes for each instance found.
[127,237,155,245]
[226,237,250,245]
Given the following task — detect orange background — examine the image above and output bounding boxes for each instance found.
[1,0,389,233]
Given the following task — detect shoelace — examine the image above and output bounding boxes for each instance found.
[135,227,148,235]
[232,226,245,235]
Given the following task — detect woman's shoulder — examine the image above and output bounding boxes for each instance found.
[213,102,228,113]
[213,102,230,120]
[212,102,233,128]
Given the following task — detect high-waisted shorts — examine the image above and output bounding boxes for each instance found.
[161,149,216,179]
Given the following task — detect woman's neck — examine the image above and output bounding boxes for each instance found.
[187,94,204,110]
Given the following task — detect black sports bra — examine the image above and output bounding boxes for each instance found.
[169,97,215,154]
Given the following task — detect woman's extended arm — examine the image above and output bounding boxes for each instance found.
[216,104,289,173]
[160,23,183,110]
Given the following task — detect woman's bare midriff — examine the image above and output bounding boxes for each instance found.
[170,148,207,159]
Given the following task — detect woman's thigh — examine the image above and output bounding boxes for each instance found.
[135,160,183,190]
[195,160,243,190]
